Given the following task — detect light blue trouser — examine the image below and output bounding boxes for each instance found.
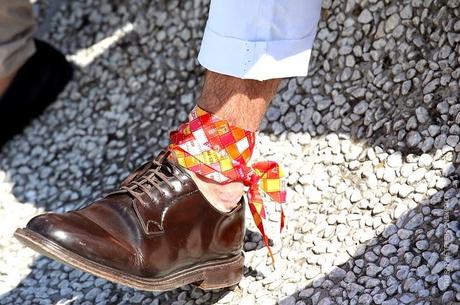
[198,0,322,80]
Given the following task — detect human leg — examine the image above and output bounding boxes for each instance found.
[187,0,321,211]
[0,1,72,146]
[0,0,36,96]
[16,0,322,291]
[188,71,280,212]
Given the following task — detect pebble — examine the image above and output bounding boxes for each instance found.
[381,245,397,257]
[408,168,426,184]
[438,275,452,291]
[418,154,433,168]
[415,107,430,124]
[386,152,402,168]
[305,266,321,279]
[399,293,415,304]
[404,214,423,230]
[406,131,422,148]
[353,101,369,115]
[328,268,346,281]
[358,9,373,23]
[385,14,401,32]
[85,288,101,301]
[279,296,296,305]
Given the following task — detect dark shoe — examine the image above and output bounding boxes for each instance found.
[0,39,73,146]
[15,151,245,291]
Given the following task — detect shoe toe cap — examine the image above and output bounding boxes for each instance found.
[27,212,77,246]
[26,212,137,273]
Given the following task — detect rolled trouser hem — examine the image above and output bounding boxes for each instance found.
[0,37,35,78]
[198,26,317,81]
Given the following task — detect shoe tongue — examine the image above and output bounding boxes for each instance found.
[158,160,175,177]
[152,150,179,177]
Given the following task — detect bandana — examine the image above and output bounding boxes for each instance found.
[168,106,286,264]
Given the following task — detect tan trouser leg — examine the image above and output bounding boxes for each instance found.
[0,0,36,78]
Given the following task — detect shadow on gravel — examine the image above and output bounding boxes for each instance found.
[272,1,460,304]
[1,0,460,305]
[276,189,460,305]
[38,0,145,57]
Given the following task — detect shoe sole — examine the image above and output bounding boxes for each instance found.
[14,228,244,291]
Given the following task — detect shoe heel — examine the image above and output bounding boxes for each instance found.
[196,254,244,290]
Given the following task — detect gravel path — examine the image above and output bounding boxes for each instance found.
[1,0,460,304]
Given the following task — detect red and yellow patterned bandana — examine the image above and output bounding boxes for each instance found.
[168,106,286,264]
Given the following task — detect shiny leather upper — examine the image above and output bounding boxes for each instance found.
[27,151,245,278]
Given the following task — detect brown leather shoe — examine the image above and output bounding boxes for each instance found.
[14,151,245,291]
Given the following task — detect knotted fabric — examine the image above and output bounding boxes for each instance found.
[168,106,286,264]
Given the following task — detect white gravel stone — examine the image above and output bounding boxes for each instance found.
[418,154,433,168]
[358,9,373,23]
[407,168,427,184]
[386,152,403,168]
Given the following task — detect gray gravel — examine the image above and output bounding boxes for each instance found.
[1,0,460,304]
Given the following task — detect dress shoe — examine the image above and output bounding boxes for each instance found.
[15,151,245,291]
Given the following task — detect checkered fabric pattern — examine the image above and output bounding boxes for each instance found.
[169,106,286,264]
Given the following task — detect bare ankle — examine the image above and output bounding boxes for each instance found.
[167,71,280,211]
[187,170,244,212]
[198,71,280,131]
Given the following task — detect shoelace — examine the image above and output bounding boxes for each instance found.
[121,152,182,205]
